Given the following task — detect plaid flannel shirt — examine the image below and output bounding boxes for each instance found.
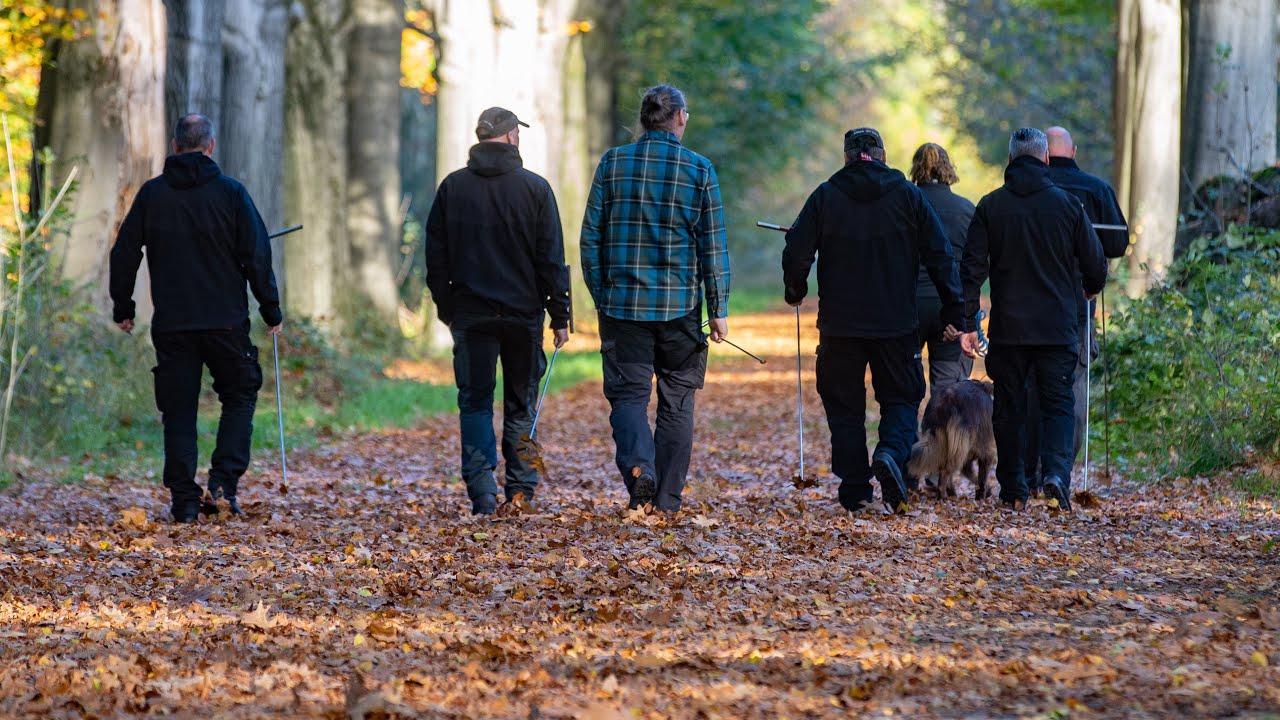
[580,130,730,321]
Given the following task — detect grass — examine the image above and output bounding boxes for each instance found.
[729,285,789,316]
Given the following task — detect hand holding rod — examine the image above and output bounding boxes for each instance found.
[700,320,766,363]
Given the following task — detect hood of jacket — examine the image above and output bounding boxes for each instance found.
[162,152,222,190]
[1003,154,1054,197]
[828,159,908,202]
[467,141,523,177]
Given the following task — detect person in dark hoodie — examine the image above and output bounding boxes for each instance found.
[110,114,282,523]
[783,127,967,515]
[955,128,1107,513]
[1021,126,1129,495]
[426,106,571,516]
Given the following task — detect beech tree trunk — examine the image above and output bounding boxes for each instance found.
[1115,0,1182,294]
[164,0,224,129]
[283,0,351,324]
[34,0,167,306]
[1181,0,1278,190]
[345,0,404,324]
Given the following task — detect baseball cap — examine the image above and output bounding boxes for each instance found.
[844,127,884,153]
[475,107,530,140]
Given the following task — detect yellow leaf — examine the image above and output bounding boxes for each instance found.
[357,587,373,597]
[354,633,367,646]
[1252,651,1268,666]
[473,532,489,541]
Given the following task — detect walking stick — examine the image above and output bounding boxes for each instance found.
[795,304,807,485]
[1102,286,1109,479]
[530,346,559,440]
[1081,309,1091,493]
[273,332,288,485]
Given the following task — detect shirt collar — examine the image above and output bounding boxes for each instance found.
[639,129,681,145]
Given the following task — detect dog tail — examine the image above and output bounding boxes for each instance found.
[907,418,979,480]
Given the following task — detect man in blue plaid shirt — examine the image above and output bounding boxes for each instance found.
[581,84,731,512]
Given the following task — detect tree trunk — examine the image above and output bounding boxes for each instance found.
[34,0,167,304]
[1181,0,1278,190]
[581,0,627,159]
[1115,0,1182,295]
[345,0,404,324]
[283,0,351,324]
[429,0,496,177]
[163,0,224,129]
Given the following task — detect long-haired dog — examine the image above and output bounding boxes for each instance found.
[907,380,997,501]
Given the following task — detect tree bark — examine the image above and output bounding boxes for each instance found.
[345,0,404,324]
[428,0,496,177]
[1181,0,1278,190]
[1115,0,1182,295]
[283,0,351,324]
[34,0,167,303]
[163,0,224,129]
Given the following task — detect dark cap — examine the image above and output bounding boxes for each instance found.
[475,107,529,140]
[844,127,884,153]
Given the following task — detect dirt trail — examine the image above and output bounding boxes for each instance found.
[1,310,1277,718]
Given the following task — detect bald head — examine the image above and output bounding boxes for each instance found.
[173,113,215,156]
[1046,126,1076,159]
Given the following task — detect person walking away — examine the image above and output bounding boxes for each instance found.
[580,84,730,513]
[426,107,572,516]
[956,128,1107,513]
[110,114,282,523]
[1022,126,1129,495]
[783,127,966,515]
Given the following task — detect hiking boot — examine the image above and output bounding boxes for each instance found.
[472,493,497,516]
[172,499,204,524]
[628,473,656,510]
[837,480,874,513]
[871,452,909,515]
[208,482,243,516]
[1043,476,1072,512]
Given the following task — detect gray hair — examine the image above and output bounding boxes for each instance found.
[174,113,215,153]
[1008,127,1047,160]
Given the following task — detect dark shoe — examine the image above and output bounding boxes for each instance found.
[999,498,1026,512]
[172,500,202,524]
[472,493,497,516]
[871,452,909,515]
[628,473,656,510]
[1043,476,1072,512]
[837,480,874,512]
[208,483,243,516]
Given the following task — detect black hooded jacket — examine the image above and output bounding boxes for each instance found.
[960,155,1107,346]
[1047,156,1128,328]
[915,182,975,302]
[425,142,571,328]
[783,159,965,338]
[110,152,281,333]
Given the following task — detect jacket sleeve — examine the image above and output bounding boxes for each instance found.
[782,191,821,305]
[1074,205,1108,296]
[424,182,454,325]
[919,195,967,332]
[536,183,572,330]
[579,157,607,308]
[696,163,730,319]
[235,186,282,327]
[959,202,990,325]
[109,187,147,323]
[1096,184,1129,259]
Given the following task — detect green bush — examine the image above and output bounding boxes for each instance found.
[1104,225,1280,484]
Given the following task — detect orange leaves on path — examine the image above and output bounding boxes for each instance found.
[1,310,1277,717]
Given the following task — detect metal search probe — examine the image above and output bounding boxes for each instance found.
[268,224,303,239]
[273,333,288,485]
[530,346,559,440]
[701,320,766,364]
[757,221,791,232]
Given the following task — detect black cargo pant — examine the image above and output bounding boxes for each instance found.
[152,326,263,515]
[451,308,546,504]
[1023,325,1095,491]
[816,333,925,507]
[599,309,708,512]
[987,343,1077,503]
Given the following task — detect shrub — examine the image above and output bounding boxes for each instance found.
[1104,225,1280,481]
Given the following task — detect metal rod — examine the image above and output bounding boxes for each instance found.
[1082,308,1091,493]
[757,221,791,232]
[1102,285,1110,478]
[268,224,303,239]
[530,346,559,440]
[795,305,805,480]
[700,320,766,363]
[1091,223,1128,232]
[273,333,288,485]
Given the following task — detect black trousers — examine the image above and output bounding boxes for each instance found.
[450,309,546,503]
[152,326,263,514]
[816,333,925,506]
[1023,327,1095,490]
[986,343,1077,503]
[599,309,707,511]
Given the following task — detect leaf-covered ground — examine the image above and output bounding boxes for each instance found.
[2,311,1277,719]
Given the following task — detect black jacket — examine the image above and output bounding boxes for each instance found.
[915,183,975,302]
[1047,156,1128,327]
[960,155,1107,346]
[425,142,571,328]
[783,159,965,338]
[110,153,281,333]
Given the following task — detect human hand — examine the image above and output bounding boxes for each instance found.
[942,324,963,342]
[268,323,283,336]
[553,327,569,348]
[959,331,980,358]
[707,317,728,342]
[117,319,135,335]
